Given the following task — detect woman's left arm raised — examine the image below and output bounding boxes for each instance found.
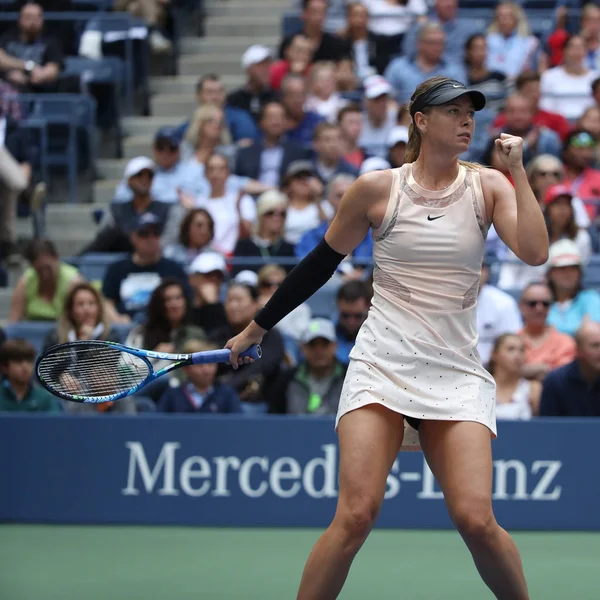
[483,133,549,266]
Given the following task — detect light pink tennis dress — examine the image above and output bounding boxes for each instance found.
[335,163,497,451]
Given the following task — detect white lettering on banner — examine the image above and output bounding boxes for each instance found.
[121,443,563,502]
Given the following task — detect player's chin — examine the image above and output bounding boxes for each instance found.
[456,134,472,147]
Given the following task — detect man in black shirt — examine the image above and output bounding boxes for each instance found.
[0,2,63,93]
[279,0,350,64]
[226,45,279,122]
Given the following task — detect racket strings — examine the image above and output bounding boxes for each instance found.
[37,345,150,399]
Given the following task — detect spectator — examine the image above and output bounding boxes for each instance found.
[305,61,348,123]
[0,338,62,412]
[359,156,391,176]
[187,252,229,336]
[337,103,365,167]
[0,111,35,263]
[358,75,397,158]
[335,280,371,364]
[232,190,296,275]
[210,282,285,413]
[0,327,4,346]
[404,0,477,67]
[281,160,331,244]
[486,334,540,419]
[486,2,542,80]
[539,321,600,416]
[83,157,170,254]
[256,263,312,342]
[9,239,82,322]
[561,129,600,220]
[463,34,507,113]
[544,184,592,264]
[546,239,600,337]
[540,34,598,121]
[227,45,279,123]
[280,73,325,146]
[114,0,172,53]
[234,102,311,187]
[175,74,257,144]
[114,128,192,205]
[279,0,350,64]
[157,340,241,413]
[496,95,562,162]
[43,282,120,349]
[493,72,571,142]
[338,2,377,80]
[270,33,313,92]
[362,0,427,74]
[519,282,576,381]
[272,318,347,414]
[386,126,408,168]
[102,213,189,324]
[191,153,256,255]
[164,208,215,269]
[0,2,63,93]
[311,122,359,185]
[476,261,523,365]
[384,24,466,105]
[577,106,600,143]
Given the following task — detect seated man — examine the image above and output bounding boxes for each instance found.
[157,340,241,413]
[335,281,372,364]
[311,122,359,186]
[102,213,189,324]
[0,338,62,412]
[0,2,63,92]
[81,156,171,254]
[539,321,600,416]
[271,318,347,415]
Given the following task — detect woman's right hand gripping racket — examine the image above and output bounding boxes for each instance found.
[225,321,267,369]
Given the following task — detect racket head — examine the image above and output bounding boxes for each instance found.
[36,340,154,403]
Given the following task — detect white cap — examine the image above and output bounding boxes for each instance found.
[364,75,393,99]
[301,318,337,344]
[188,252,227,275]
[124,156,155,179]
[547,239,582,269]
[359,157,391,176]
[387,126,409,147]
[235,270,259,287]
[242,45,271,69]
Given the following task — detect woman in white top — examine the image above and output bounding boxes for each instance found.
[304,61,348,123]
[540,34,599,121]
[487,333,540,419]
[227,76,548,598]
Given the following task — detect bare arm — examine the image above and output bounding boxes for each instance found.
[0,49,26,71]
[8,277,26,322]
[242,179,273,195]
[484,134,549,266]
[31,63,60,85]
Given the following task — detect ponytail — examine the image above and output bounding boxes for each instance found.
[404,121,422,163]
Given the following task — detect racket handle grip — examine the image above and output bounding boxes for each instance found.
[191,344,262,365]
[240,344,262,360]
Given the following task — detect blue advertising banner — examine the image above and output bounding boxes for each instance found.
[0,415,598,530]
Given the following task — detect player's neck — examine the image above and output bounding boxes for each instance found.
[412,151,459,190]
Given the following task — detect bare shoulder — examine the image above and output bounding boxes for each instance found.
[348,169,393,203]
[340,169,393,224]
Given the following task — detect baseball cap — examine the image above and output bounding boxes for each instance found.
[387,126,409,147]
[242,45,271,69]
[544,183,573,206]
[256,190,288,217]
[364,75,393,99]
[301,318,337,344]
[234,270,259,287]
[548,239,582,269]
[124,156,155,179]
[409,79,486,118]
[131,212,163,233]
[285,160,315,179]
[154,126,180,147]
[188,252,227,276]
[359,157,391,176]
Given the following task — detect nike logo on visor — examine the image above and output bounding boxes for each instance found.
[427,215,445,221]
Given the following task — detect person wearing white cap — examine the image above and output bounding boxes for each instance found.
[386,125,409,167]
[226,45,278,122]
[358,156,391,176]
[546,239,600,337]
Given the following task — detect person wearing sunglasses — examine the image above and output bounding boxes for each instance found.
[518,281,576,382]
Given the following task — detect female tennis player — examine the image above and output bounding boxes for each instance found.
[226,75,549,600]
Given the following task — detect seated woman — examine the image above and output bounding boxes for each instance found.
[125,278,207,400]
[487,334,541,419]
[164,208,216,268]
[9,239,82,323]
[546,239,600,337]
[209,282,285,413]
[305,61,349,123]
[232,190,295,275]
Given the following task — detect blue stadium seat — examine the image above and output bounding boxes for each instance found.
[4,322,55,354]
[66,252,128,282]
[282,11,302,38]
[584,256,600,290]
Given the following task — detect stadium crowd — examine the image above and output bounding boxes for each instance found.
[1,0,599,417]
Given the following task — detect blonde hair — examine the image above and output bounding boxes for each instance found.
[57,282,110,344]
[488,2,531,37]
[257,264,286,287]
[405,76,481,170]
[525,154,564,181]
[184,104,231,148]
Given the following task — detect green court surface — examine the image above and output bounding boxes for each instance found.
[1,526,598,599]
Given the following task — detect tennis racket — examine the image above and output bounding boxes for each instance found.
[35,340,262,404]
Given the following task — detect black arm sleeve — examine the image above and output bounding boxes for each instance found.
[254,238,346,331]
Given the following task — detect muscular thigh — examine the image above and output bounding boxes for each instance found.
[419,421,494,520]
[336,405,404,511]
